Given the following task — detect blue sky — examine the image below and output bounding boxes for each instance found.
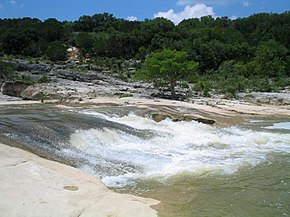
[0,0,289,24]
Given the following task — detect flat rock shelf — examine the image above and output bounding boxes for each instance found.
[0,143,159,217]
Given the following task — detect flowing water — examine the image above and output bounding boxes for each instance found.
[0,104,289,217]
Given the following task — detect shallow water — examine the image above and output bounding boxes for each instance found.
[117,153,290,217]
[0,104,289,217]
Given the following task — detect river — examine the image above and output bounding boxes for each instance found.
[0,104,289,217]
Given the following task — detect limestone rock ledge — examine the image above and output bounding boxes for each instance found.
[0,143,159,217]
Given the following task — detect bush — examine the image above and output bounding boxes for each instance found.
[38,75,49,83]
[16,75,35,85]
[252,78,272,92]
[0,60,15,81]
[46,42,67,62]
[23,43,42,57]
[199,81,211,97]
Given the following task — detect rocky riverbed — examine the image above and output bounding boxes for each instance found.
[1,59,290,107]
[1,59,157,102]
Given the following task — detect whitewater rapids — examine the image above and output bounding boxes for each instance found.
[66,111,290,187]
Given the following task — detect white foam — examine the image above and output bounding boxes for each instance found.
[71,111,290,187]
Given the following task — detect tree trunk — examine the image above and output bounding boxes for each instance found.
[170,81,177,100]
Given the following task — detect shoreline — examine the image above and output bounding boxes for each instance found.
[86,96,290,116]
[1,95,290,117]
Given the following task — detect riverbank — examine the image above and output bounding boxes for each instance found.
[1,94,290,117]
[0,143,159,217]
[85,96,290,116]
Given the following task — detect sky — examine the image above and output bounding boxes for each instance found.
[0,0,289,24]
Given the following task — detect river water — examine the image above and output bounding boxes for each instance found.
[0,104,289,217]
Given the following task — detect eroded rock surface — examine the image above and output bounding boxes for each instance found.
[0,143,159,217]
[1,81,29,97]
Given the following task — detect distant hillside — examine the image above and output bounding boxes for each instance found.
[0,12,289,94]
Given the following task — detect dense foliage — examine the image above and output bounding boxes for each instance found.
[0,11,289,94]
[0,60,15,81]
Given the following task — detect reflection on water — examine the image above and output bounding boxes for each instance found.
[0,105,289,217]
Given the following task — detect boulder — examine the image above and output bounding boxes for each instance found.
[151,112,215,125]
[20,87,44,100]
[21,86,64,100]
[151,113,173,122]
[128,68,136,76]
[1,81,29,97]
[283,98,290,105]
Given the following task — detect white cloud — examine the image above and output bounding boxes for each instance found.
[126,16,138,21]
[242,1,249,7]
[230,15,238,20]
[154,4,215,25]
[9,0,17,5]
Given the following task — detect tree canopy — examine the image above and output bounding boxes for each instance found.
[137,49,198,99]
[0,11,289,93]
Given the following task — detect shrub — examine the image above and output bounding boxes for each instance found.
[46,42,67,62]
[0,60,15,81]
[38,75,49,83]
[17,75,35,85]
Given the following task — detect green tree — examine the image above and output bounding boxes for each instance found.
[2,29,31,55]
[137,49,198,99]
[74,13,117,32]
[74,32,95,56]
[254,39,288,77]
[93,32,110,56]
[46,42,67,61]
[38,18,66,42]
[107,32,140,59]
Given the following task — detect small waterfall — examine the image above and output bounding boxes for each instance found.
[73,111,290,187]
[1,106,289,187]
